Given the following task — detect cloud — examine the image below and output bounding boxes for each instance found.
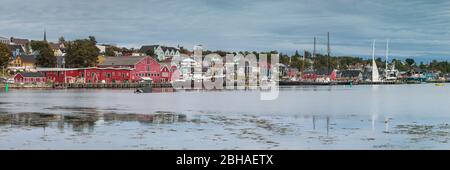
[1,0,450,59]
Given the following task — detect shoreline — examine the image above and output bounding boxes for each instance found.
[0,81,448,90]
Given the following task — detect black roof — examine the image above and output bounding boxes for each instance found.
[341,70,362,77]
[315,68,334,75]
[7,44,25,53]
[19,72,44,77]
[19,55,36,63]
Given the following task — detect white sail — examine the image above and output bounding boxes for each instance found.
[372,40,380,82]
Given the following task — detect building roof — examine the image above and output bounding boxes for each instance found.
[340,70,362,77]
[10,37,29,45]
[139,45,179,54]
[19,55,36,63]
[7,44,25,53]
[49,43,63,50]
[98,56,146,67]
[18,72,44,77]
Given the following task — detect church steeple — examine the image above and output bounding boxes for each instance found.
[44,29,47,42]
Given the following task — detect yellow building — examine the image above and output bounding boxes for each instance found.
[9,55,36,71]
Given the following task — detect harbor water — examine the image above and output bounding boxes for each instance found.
[0,84,449,149]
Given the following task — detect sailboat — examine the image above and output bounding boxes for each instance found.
[371,40,380,82]
[384,40,399,81]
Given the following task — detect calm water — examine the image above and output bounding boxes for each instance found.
[0,84,449,149]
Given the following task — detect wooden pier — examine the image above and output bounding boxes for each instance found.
[53,83,173,89]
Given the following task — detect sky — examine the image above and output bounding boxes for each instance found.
[1,0,450,61]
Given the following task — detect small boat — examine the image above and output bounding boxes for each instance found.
[435,83,445,86]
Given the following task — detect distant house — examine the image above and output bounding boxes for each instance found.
[14,72,46,83]
[10,37,29,45]
[96,45,106,54]
[287,68,299,79]
[56,56,65,68]
[139,45,180,61]
[445,73,450,81]
[338,70,363,82]
[302,68,337,82]
[0,36,10,44]
[7,44,26,58]
[9,55,36,71]
[49,43,65,56]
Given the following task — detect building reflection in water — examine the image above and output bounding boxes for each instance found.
[0,112,187,132]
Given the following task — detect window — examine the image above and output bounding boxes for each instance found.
[92,73,95,78]
[107,73,111,78]
[147,65,150,71]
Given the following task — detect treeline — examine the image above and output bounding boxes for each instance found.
[31,36,100,68]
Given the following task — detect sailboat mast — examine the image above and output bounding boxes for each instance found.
[327,32,330,73]
[385,39,389,70]
[372,40,376,62]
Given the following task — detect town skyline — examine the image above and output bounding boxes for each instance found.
[2,0,450,60]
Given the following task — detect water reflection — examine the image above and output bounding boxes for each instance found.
[0,112,187,132]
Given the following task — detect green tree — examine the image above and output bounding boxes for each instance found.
[0,43,11,68]
[405,58,415,66]
[31,41,56,67]
[65,38,100,68]
[105,47,116,56]
[58,36,66,44]
[88,36,97,44]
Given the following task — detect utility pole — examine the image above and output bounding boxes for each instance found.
[313,36,316,58]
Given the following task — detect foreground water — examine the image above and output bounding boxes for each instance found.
[0,84,449,149]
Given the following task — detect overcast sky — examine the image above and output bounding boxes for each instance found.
[1,0,450,60]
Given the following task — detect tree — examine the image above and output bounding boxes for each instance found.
[405,58,415,66]
[31,41,56,67]
[105,47,116,56]
[0,43,11,68]
[88,36,97,44]
[58,36,66,44]
[145,48,155,56]
[65,38,100,68]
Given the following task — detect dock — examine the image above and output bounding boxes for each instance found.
[53,83,173,89]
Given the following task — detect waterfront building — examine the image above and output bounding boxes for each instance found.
[302,68,336,82]
[287,68,299,80]
[37,67,135,84]
[13,72,46,83]
[98,56,173,83]
[337,70,363,82]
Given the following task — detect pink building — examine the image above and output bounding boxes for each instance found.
[99,56,173,83]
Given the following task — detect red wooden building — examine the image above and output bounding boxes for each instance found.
[38,67,135,84]
[99,56,175,83]
[37,56,177,84]
[14,72,47,83]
